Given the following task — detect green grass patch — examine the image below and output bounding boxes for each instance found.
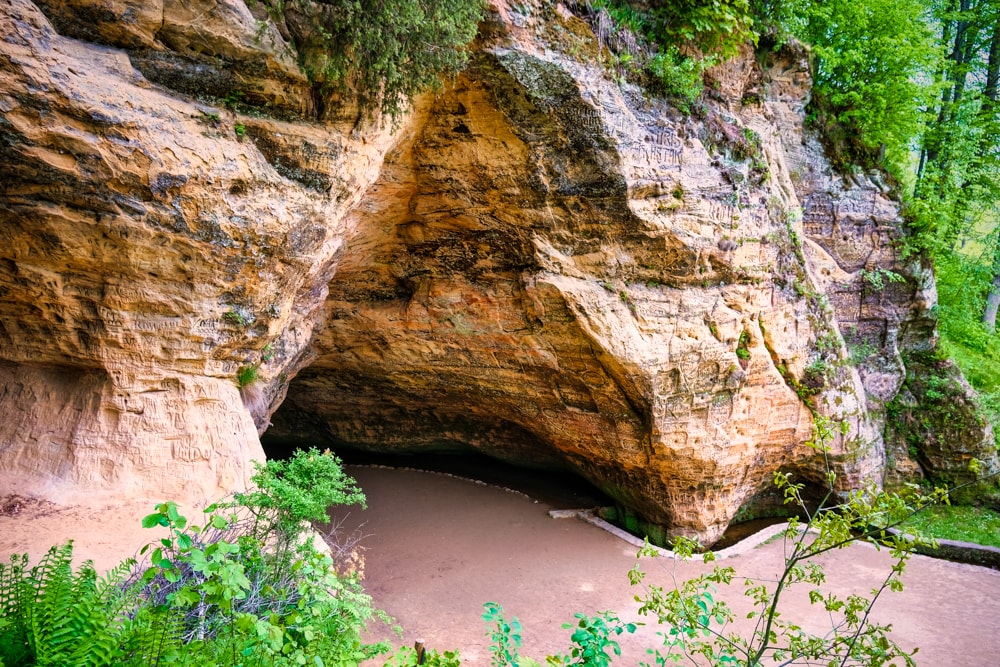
[901,504,1000,548]
[939,338,1000,432]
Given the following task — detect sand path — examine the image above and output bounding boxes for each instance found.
[342,467,1000,666]
[2,466,999,666]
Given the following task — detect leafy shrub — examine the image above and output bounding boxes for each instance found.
[579,0,750,113]
[259,0,485,118]
[627,474,941,667]
[749,0,808,44]
[549,612,637,667]
[644,48,713,113]
[471,419,965,667]
[482,602,534,667]
[797,0,938,178]
[645,0,756,59]
[0,449,386,667]
[131,449,379,665]
[233,447,367,545]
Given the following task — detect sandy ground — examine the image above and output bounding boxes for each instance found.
[0,494,168,572]
[2,468,1000,666]
[337,467,1000,667]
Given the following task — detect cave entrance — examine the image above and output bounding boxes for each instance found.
[259,430,789,549]
[259,434,613,512]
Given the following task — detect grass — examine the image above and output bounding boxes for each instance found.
[902,504,1000,548]
[237,364,259,388]
[940,337,1000,429]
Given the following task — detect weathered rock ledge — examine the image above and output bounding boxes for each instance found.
[1,0,996,543]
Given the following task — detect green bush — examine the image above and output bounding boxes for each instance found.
[580,0,753,113]
[261,0,485,118]
[797,0,938,178]
[472,419,961,667]
[233,447,367,544]
[644,49,713,114]
[0,449,386,667]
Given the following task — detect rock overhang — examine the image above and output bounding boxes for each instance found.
[1,0,996,546]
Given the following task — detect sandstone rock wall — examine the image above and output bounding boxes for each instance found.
[0,0,405,503]
[1,0,994,542]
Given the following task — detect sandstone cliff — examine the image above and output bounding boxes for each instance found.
[1,0,995,544]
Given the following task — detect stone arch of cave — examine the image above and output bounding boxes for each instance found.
[261,373,804,548]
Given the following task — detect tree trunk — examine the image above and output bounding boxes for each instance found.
[982,16,1000,107]
[982,271,1000,331]
[979,16,1000,331]
[920,1,959,182]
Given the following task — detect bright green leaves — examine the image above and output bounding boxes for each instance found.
[584,1,747,113]
[624,460,944,667]
[383,644,462,667]
[0,449,389,666]
[798,0,939,178]
[0,544,139,667]
[141,501,186,530]
[233,447,366,543]
[483,602,530,667]
[645,0,756,59]
[481,602,637,667]
[261,0,486,119]
[550,611,637,667]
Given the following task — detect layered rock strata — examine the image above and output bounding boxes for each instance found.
[0,0,401,503]
[1,0,994,542]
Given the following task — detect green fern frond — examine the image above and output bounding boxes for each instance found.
[24,542,79,665]
[118,604,186,667]
[65,559,139,667]
[0,552,31,666]
[0,544,145,667]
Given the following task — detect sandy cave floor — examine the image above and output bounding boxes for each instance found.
[2,468,1000,666]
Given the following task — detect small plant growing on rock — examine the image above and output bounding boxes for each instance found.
[224,305,255,328]
[236,364,258,388]
[859,267,905,291]
[735,330,751,364]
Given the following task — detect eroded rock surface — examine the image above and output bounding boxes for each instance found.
[0,0,402,503]
[1,0,995,541]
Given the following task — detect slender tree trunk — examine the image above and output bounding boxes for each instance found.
[982,17,1000,107]
[918,0,960,187]
[983,268,1000,331]
[950,6,982,108]
[979,15,1000,331]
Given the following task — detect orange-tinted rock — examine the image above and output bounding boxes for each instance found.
[1,0,994,543]
[0,0,402,506]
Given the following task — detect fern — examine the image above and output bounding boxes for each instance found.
[117,604,186,667]
[0,543,141,667]
[0,553,31,666]
[66,558,139,667]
